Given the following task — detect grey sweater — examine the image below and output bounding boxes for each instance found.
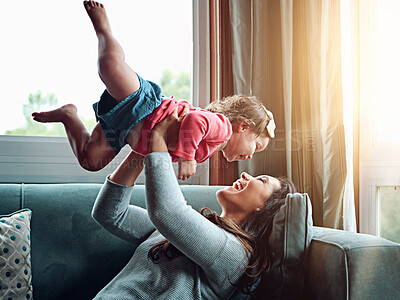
[92,152,248,300]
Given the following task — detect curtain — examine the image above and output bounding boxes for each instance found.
[340,0,358,232]
[209,0,237,186]
[229,0,356,230]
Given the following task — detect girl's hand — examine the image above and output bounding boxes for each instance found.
[178,158,197,181]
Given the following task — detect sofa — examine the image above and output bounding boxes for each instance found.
[1,183,400,300]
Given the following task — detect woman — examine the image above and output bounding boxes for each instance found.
[92,108,296,299]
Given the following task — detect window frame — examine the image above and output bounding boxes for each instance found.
[0,0,210,185]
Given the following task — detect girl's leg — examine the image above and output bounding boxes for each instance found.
[32,104,116,171]
[84,1,140,101]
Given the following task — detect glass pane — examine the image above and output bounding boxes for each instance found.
[1,0,192,136]
[377,0,400,142]
[379,186,400,243]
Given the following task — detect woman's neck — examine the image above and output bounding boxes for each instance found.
[220,210,244,225]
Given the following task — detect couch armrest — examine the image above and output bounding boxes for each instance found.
[302,226,400,300]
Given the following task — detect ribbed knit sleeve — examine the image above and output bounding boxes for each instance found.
[144,153,248,289]
[92,177,155,244]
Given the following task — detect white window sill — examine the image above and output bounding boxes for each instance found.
[0,135,209,184]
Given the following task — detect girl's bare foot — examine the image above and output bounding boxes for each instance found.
[83,1,111,35]
[32,104,78,123]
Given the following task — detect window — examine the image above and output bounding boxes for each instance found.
[1,0,192,136]
[376,0,400,143]
[373,2,400,242]
[356,0,400,240]
[378,186,400,243]
[0,0,210,184]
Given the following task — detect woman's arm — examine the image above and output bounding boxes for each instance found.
[92,151,155,243]
[109,150,144,187]
[144,153,247,280]
[145,111,248,279]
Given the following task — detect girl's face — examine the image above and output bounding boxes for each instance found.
[220,122,270,162]
[217,172,281,223]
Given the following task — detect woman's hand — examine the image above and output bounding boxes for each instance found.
[149,105,189,153]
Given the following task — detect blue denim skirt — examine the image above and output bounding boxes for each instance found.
[92,74,162,154]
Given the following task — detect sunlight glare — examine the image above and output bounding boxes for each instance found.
[377,0,400,142]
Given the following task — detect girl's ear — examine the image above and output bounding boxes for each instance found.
[239,121,250,132]
[233,120,250,132]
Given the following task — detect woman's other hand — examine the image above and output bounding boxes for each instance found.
[150,105,189,153]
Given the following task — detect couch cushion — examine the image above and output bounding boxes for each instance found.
[0,183,224,300]
[303,226,400,300]
[231,193,313,299]
[0,209,33,300]
[0,184,24,215]
[24,183,136,300]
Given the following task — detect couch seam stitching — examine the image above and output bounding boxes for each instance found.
[21,183,25,209]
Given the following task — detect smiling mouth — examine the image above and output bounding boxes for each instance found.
[233,181,243,191]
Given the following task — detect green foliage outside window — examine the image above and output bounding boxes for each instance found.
[5,91,95,137]
[159,69,191,101]
[5,70,191,137]
[380,186,400,243]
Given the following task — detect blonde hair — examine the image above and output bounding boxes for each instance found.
[205,95,276,138]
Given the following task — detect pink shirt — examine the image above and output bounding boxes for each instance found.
[133,97,232,163]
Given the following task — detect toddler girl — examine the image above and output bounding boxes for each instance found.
[32,1,276,180]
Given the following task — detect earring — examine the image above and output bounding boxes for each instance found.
[256,208,260,212]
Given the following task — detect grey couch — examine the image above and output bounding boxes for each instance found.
[1,183,399,299]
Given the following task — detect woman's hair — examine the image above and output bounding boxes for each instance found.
[237,177,296,295]
[148,176,296,295]
[205,95,276,138]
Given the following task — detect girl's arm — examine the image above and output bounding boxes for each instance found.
[92,151,155,243]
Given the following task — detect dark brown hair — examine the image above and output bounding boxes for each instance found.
[148,177,296,295]
[237,177,296,295]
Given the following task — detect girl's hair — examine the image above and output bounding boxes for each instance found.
[205,95,276,138]
[148,176,296,295]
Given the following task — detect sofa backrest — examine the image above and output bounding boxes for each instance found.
[0,183,224,300]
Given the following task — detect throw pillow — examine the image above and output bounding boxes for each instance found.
[229,193,313,300]
[0,209,33,300]
[255,192,313,299]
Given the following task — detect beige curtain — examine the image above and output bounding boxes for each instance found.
[229,0,356,229]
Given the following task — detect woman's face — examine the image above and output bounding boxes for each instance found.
[217,172,281,223]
